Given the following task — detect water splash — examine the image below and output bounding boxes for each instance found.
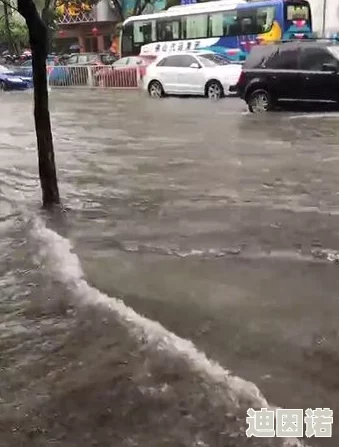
[28,215,306,447]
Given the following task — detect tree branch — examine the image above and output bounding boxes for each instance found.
[18,0,47,56]
[140,0,153,14]
[110,0,123,21]
[0,0,19,13]
[133,0,152,16]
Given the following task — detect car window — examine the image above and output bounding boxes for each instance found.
[113,58,129,66]
[264,46,299,70]
[158,55,197,67]
[156,57,168,67]
[68,55,77,64]
[101,54,117,65]
[78,55,90,64]
[128,57,143,65]
[198,53,230,67]
[300,47,338,71]
[178,55,198,67]
[244,46,278,68]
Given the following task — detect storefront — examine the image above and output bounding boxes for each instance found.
[54,0,118,54]
[55,23,115,53]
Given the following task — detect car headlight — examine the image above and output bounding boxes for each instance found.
[7,77,24,82]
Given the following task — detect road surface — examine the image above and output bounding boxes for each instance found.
[1,89,339,447]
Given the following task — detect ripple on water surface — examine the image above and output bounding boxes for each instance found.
[1,91,339,446]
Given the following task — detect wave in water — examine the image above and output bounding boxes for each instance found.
[27,215,306,447]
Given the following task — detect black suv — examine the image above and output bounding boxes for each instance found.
[236,41,339,112]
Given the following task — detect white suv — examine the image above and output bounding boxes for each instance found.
[143,51,242,99]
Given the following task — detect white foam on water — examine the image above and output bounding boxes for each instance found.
[287,112,339,120]
[28,215,306,447]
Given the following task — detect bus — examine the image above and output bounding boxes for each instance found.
[120,0,313,61]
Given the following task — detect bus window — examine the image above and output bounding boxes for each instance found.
[182,14,208,39]
[209,10,238,37]
[286,4,309,20]
[284,1,312,36]
[256,6,275,33]
[240,17,255,34]
[157,19,181,41]
[121,22,133,56]
[224,11,239,36]
[133,20,156,44]
[237,9,257,34]
[208,13,223,37]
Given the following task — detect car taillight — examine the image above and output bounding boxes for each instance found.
[237,70,246,85]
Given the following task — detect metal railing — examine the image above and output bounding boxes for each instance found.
[56,10,95,24]
[47,65,141,89]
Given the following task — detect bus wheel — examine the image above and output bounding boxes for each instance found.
[247,89,272,113]
[148,80,164,98]
[205,80,224,100]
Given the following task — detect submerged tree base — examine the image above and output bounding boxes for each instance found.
[18,0,60,208]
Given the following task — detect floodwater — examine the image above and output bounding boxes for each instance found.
[1,90,339,447]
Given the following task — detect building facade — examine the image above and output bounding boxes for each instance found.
[54,0,171,53]
[55,0,120,53]
[308,0,339,36]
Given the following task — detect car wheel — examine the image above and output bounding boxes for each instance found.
[205,80,224,100]
[247,89,272,113]
[0,81,7,91]
[148,80,164,98]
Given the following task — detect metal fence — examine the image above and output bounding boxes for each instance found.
[47,65,141,89]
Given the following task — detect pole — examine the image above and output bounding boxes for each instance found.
[322,0,327,36]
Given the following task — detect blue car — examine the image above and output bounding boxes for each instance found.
[0,65,33,91]
[15,55,57,77]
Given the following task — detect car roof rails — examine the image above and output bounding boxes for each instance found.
[271,36,339,44]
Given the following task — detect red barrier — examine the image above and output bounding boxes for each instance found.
[95,67,139,88]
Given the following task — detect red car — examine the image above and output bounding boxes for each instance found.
[95,55,157,88]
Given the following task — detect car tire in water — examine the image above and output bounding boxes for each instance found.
[247,89,272,113]
[205,80,224,100]
[148,80,164,98]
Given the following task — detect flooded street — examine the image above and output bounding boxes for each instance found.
[1,89,339,447]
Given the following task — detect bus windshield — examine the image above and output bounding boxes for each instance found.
[284,2,311,25]
[286,3,310,21]
[283,1,312,38]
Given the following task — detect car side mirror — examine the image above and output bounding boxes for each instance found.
[190,62,200,69]
[322,63,338,73]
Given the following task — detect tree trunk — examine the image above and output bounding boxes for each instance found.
[3,2,16,54]
[17,0,60,208]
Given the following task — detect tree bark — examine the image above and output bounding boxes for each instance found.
[17,0,60,208]
[133,0,152,16]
